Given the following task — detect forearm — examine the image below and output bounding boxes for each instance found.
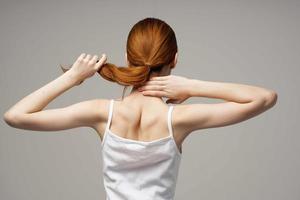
[5,70,78,115]
[188,79,276,104]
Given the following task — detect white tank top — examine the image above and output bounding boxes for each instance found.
[101,99,182,200]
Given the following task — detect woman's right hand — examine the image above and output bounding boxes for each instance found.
[138,75,194,104]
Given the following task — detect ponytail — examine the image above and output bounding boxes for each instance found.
[60,63,151,86]
[98,63,151,86]
[59,62,153,100]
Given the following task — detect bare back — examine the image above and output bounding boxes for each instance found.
[95,97,184,154]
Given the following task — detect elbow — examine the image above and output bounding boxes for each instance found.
[3,112,20,127]
[260,90,278,109]
[265,90,278,108]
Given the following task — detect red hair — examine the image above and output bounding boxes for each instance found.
[60,17,178,98]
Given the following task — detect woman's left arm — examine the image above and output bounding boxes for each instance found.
[3,53,108,131]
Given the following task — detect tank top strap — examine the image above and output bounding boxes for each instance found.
[167,105,174,138]
[101,99,114,146]
[105,99,114,132]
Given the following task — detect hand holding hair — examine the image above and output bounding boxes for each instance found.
[61,53,107,86]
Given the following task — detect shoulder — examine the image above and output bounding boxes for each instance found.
[74,98,112,128]
[170,104,192,140]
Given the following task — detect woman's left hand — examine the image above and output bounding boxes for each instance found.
[67,53,107,85]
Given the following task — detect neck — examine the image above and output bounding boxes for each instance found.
[130,86,141,94]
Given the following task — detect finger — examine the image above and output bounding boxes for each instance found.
[141,90,168,97]
[141,80,166,86]
[84,54,92,61]
[95,54,107,69]
[90,55,98,64]
[149,75,169,81]
[139,84,165,91]
[77,53,86,61]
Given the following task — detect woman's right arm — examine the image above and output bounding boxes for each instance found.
[174,78,278,134]
[139,75,278,135]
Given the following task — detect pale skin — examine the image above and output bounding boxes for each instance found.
[3,53,109,131]
[3,52,278,151]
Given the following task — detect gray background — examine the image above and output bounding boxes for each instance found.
[0,0,298,199]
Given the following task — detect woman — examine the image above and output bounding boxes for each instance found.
[3,17,277,200]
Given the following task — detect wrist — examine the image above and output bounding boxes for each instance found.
[64,70,81,86]
[186,78,199,97]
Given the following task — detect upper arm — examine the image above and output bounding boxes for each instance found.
[173,96,276,135]
[3,99,109,131]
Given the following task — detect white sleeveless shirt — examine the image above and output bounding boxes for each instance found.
[101,99,182,200]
